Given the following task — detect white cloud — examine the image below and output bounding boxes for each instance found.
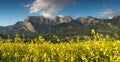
[100,9,113,17]
[100,9,120,19]
[58,15,64,17]
[72,1,78,5]
[42,13,52,18]
[23,4,31,7]
[26,0,71,18]
[108,16,114,19]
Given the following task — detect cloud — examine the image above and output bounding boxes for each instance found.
[42,13,52,18]
[102,4,106,8]
[72,1,78,6]
[26,0,71,18]
[23,4,31,7]
[108,16,114,19]
[100,9,120,19]
[100,9,113,17]
[58,15,64,17]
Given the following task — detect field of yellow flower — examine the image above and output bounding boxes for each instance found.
[0,30,120,62]
[0,40,120,62]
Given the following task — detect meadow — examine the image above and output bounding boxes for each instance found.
[0,30,120,62]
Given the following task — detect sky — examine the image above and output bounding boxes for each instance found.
[0,0,120,26]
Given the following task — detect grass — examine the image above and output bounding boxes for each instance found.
[0,30,120,62]
[0,40,120,62]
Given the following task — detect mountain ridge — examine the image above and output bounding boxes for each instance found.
[0,16,120,38]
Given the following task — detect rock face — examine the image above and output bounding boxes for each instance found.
[52,16,73,25]
[22,16,51,33]
[23,16,73,25]
[24,16,50,24]
[24,22,35,32]
[76,16,99,25]
[59,16,73,23]
[21,16,73,33]
[0,16,120,38]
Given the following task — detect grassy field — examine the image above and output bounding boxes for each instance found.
[0,30,120,62]
[0,40,120,62]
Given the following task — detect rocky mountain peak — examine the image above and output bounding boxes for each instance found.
[24,16,47,24]
[76,16,99,25]
[1,15,120,38]
[86,16,95,19]
[51,16,73,25]
[52,16,61,24]
[15,21,23,26]
[59,16,73,23]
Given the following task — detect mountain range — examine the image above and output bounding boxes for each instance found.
[0,16,120,38]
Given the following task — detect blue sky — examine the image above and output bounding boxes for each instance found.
[0,0,120,26]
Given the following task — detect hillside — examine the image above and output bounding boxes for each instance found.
[0,16,120,38]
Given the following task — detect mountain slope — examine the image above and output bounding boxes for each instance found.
[0,16,120,38]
